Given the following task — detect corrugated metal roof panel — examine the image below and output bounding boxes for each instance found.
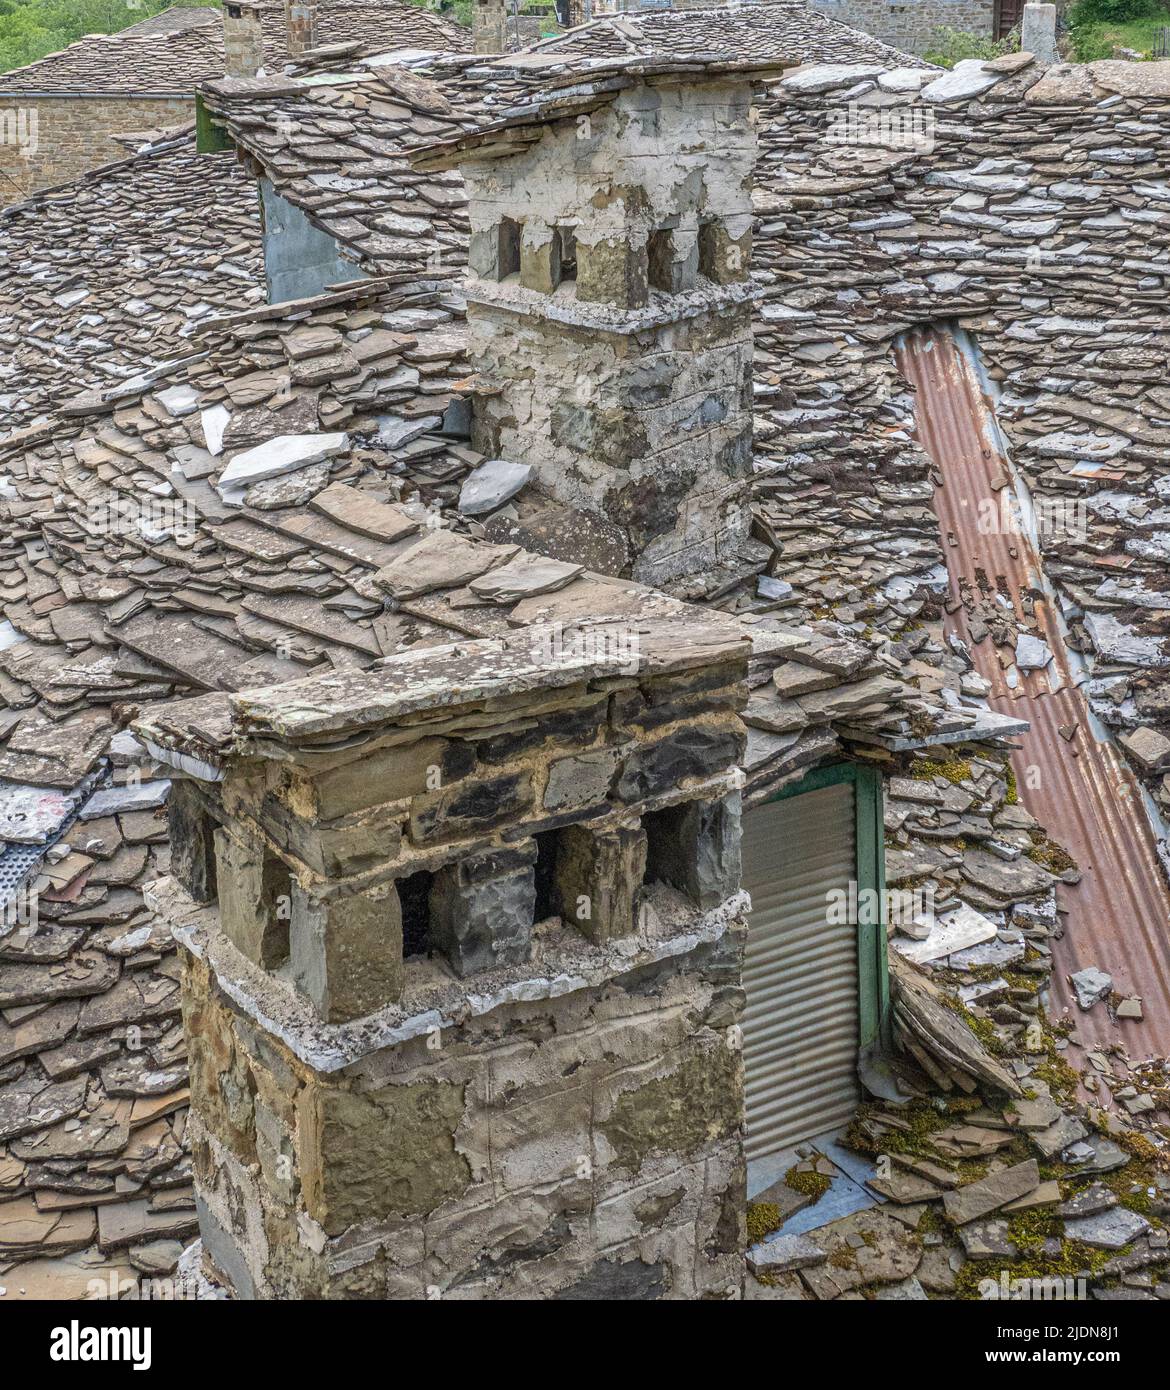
[897,326,1170,1059]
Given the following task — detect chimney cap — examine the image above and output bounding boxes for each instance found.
[410,54,793,172]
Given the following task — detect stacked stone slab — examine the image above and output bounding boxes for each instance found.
[137,618,754,1298]
[413,62,782,586]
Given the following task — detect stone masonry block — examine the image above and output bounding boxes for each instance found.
[543,747,620,813]
[290,880,403,1021]
[301,1079,472,1235]
[699,221,752,286]
[310,736,475,819]
[213,828,290,970]
[554,822,647,945]
[577,237,649,310]
[520,223,559,294]
[429,846,537,977]
[410,768,533,844]
[168,778,217,903]
[615,722,744,802]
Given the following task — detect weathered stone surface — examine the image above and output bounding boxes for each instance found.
[304,1080,472,1234]
[542,748,620,813]
[458,458,532,516]
[747,1233,826,1275]
[218,432,348,490]
[290,881,404,1022]
[959,848,1053,902]
[373,531,516,599]
[1058,1183,1118,1219]
[214,828,289,970]
[798,1209,922,1299]
[1118,726,1170,773]
[921,59,1003,103]
[1032,1112,1089,1159]
[599,1042,740,1175]
[553,1257,666,1300]
[429,850,536,976]
[942,1160,1040,1225]
[1065,1206,1150,1250]
[96,1198,199,1252]
[469,552,583,602]
[1070,966,1113,1011]
[0,1074,87,1142]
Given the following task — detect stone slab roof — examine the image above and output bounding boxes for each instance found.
[0,129,264,443]
[0,1,469,97]
[751,54,1170,806]
[119,7,222,40]
[529,1,931,68]
[0,261,1018,1286]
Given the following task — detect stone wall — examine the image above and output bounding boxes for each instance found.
[807,0,994,55]
[450,76,763,586]
[180,900,747,1299]
[140,616,755,1298]
[0,96,195,206]
[468,295,757,585]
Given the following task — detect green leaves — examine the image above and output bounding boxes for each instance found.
[0,0,220,75]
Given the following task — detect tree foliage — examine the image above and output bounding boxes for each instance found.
[922,25,1020,68]
[1068,0,1163,24]
[0,0,220,74]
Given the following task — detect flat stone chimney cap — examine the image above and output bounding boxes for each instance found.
[411,53,794,171]
[135,616,748,757]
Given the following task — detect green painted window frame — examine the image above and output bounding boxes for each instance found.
[195,93,233,155]
[764,761,890,1052]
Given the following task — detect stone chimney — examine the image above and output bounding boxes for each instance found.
[139,603,751,1299]
[285,0,319,58]
[222,0,265,78]
[1021,2,1058,64]
[412,62,778,586]
[472,0,508,55]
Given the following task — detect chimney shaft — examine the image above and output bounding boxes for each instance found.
[285,0,319,58]
[473,0,509,55]
[223,1,264,79]
[1021,2,1058,63]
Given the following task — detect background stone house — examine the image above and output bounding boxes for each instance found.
[0,0,469,206]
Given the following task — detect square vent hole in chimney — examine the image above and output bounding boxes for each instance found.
[533,829,561,922]
[498,217,521,280]
[556,226,577,283]
[647,227,676,294]
[398,868,436,958]
[642,802,693,901]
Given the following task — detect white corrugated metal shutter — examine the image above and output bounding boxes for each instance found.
[741,783,860,1160]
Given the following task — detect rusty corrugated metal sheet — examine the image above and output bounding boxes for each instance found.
[896,326,1170,1060]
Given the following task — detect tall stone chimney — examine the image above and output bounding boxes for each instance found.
[1021,2,1058,63]
[412,61,779,586]
[139,603,752,1299]
[285,0,319,58]
[223,0,265,78]
[472,0,508,55]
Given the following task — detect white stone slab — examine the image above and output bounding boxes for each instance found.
[921,59,1004,104]
[217,433,348,491]
[892,903,999,964]
[201,404,231,457]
